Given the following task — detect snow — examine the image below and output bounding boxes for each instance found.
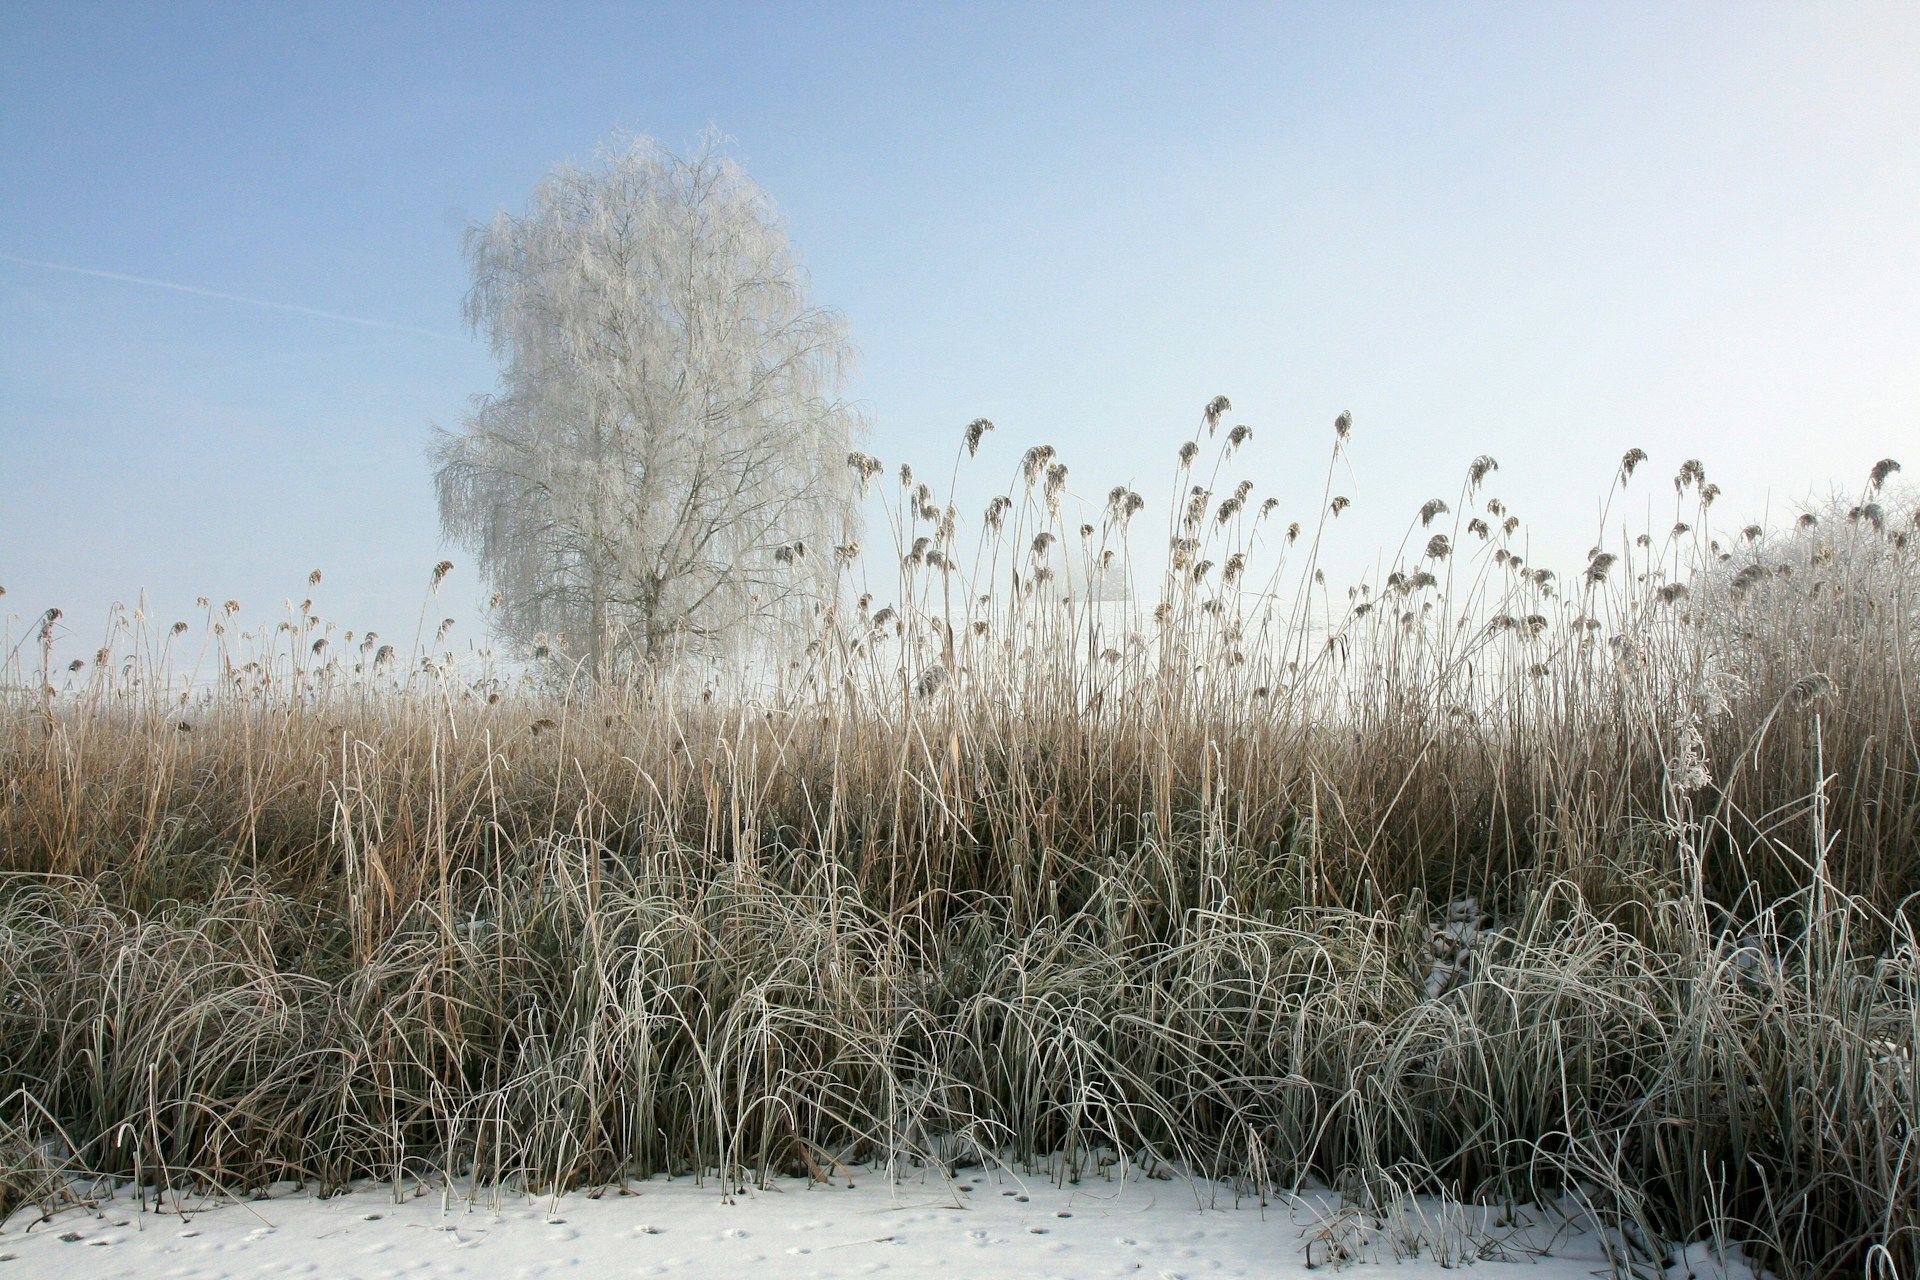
[0,1164,1748,1280]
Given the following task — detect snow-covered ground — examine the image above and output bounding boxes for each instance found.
[0,1165,1755,1280]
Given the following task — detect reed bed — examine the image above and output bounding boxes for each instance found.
[2,410,1915,1276]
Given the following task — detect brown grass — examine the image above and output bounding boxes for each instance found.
[1,412,1914,1276]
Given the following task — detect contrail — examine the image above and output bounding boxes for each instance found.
[0,252,468,342]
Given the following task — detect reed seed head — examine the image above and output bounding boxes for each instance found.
[1203,395,1231,432]
[963,417,994,456]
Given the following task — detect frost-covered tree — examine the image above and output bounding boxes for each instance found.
[434,135,861,673]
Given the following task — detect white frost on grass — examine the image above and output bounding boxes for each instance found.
[0,1163,1750,1280]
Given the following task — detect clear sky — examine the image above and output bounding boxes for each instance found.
[3,1,1917,656]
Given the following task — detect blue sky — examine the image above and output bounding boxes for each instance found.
[3,2,1918,654]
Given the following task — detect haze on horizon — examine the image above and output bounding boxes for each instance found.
[3,1,1917,658]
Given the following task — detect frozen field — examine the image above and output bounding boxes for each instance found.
[0,1165,1751,1280]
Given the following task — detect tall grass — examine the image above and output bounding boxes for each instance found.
[2,409,1914,1276]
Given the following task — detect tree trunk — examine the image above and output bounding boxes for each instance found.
[588,557,609,682]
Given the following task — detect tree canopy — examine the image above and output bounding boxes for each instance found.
[434,134,861,673]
